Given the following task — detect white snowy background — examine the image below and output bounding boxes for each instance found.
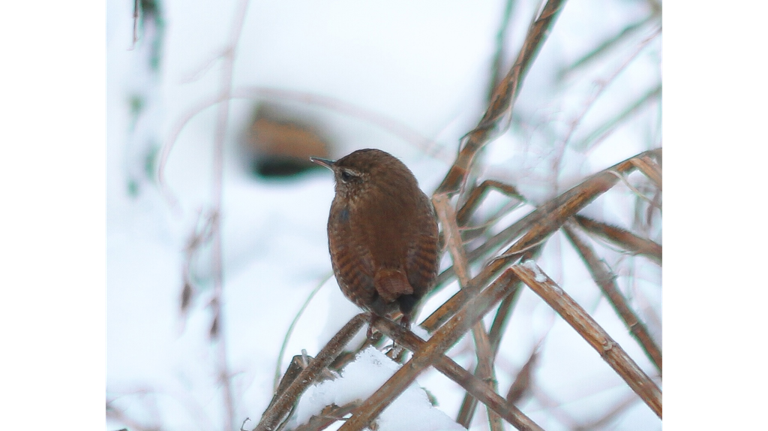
[104,0,663,430]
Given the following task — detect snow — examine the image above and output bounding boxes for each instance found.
[522,259,548,284]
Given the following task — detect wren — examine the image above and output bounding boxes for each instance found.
[310,149,440,327]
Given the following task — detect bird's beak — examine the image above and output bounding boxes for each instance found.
[309,156,336,170]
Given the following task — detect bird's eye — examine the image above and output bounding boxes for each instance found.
[340,169,355,182]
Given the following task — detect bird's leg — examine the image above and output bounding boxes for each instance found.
[381,315,410,362]
[366,314,380,341]
[399,313,411,328]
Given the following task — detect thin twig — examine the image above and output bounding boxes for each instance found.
[210,1,252,429]
[132,0,140,48]
[559,15,658,80]
[552,28,661,187]
[274,275,331,390]
[578,84,662,152]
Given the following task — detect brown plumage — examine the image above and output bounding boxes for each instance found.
[310,149,439,326]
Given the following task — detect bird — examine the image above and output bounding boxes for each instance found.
[310,149,440,328]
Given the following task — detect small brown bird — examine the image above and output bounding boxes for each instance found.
[310,149,440,327]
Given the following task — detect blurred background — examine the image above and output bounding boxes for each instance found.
[106,0,662,429]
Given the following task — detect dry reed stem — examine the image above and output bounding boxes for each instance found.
[264,352,337,423]
[506,347,538,404]
[255,314,367,431]
[573,214,661,264]
[338,269,528,430]
[422,249,537,333]
[264,354,310,415]
[433,194,494,361]
[374,303,543,431]
[456,180,526,227]
[418,150,661,425]
[486,0,517,101]
[433,194,473,288]
[563,221,662,372]
[420,283,476,332]
[435,148,661,289]
[461,148,662,293]
[510,262,661,418]
[631,154,662,190]
[455,246,539,426]
[436,0,567,196]
[433,193,499,429]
